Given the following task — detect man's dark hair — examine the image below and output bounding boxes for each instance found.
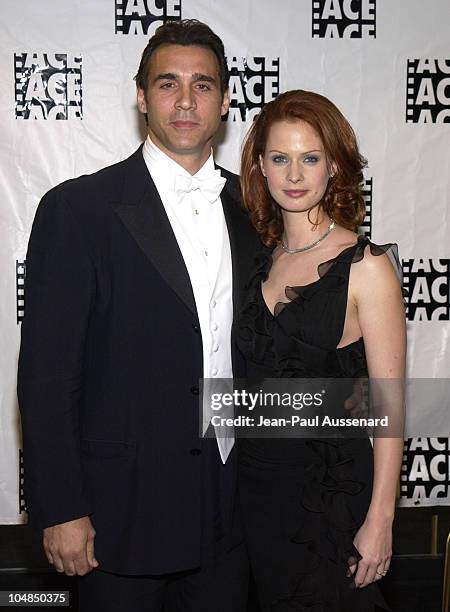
[134,19,229,95]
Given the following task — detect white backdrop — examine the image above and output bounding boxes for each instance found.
[1,0,449,522]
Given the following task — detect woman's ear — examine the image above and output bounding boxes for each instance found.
[259,154,267,178]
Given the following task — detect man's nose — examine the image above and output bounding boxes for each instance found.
[175,84,196,110]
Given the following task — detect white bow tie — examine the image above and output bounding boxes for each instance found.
[174,171,226,203]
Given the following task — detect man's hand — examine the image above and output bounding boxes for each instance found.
[43,516,98,576]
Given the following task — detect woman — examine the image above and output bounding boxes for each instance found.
[237,90,406,611]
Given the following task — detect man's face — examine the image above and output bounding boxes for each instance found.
[137,44,229,168]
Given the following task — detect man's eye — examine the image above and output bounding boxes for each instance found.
[196,83,211,91]
[160,82,175,89]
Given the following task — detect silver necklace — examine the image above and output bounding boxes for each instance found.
[281,219,335,254]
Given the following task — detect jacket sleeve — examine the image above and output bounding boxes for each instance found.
[18,185,95,528]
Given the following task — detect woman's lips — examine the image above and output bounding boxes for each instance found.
[283,189,308,198]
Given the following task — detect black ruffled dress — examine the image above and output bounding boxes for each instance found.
[236,236,397,612]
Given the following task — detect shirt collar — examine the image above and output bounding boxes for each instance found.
[143,135,218,181]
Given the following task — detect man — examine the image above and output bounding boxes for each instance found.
[18,19,261,611]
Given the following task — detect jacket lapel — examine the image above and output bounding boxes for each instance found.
[112,146,197,316]
[112,147,259,320]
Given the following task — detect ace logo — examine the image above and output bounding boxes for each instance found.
[312,0,376,38]
[115,0,182,35]
[14,53,82,120]
[224,57,279,122]
[402,259,450,321]
[401,438,450,505]
[406,59,450,123]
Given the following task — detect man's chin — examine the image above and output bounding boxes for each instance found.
[147,130,213,160]
[165,139,211,157]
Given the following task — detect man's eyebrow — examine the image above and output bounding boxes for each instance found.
[153,72,217,84]
[191,73,217,84]
[154,72,178,82]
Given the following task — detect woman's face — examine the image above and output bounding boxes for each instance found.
[259,119,334,215]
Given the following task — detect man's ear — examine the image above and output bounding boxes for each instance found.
[221,88,230,116]
[259,154,267,177]
[137,87,148,115]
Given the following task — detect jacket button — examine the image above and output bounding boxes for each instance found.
[192,323,200,333]
[190,448,202,456]
[190,385,199,395]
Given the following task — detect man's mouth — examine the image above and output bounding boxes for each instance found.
[171,120,199,129]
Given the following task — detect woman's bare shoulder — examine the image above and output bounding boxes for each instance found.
[351,240,402,298]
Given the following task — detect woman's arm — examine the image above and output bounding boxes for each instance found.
[348,247,406,588]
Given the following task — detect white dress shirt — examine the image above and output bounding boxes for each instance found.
[142,136,234,463]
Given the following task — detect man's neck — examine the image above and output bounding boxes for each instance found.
[146,134,212,176]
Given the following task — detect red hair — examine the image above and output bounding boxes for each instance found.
[240,90,367,247]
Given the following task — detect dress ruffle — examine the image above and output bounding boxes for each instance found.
[237,236,395,611]
[271,437,389,611]
[237,235,399,379]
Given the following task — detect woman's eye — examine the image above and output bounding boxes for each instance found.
[271,155,288,164]
[304,155,319,164]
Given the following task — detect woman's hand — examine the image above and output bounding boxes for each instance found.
[348,514,393,588]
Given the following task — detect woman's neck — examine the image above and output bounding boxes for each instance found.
[281,208,332,250]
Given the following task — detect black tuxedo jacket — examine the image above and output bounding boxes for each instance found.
[18,145,261,575]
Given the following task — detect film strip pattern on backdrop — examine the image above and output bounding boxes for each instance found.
[16,261,26,325]
[115,0,182,35]
[14,52,82,120]
[400,438,450,505]
[224,57,280,122]
[402,258,450,321]
[406,58,450,123]
[19,450,26,514]
[312,0,376,38]
[360,177,373,238]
